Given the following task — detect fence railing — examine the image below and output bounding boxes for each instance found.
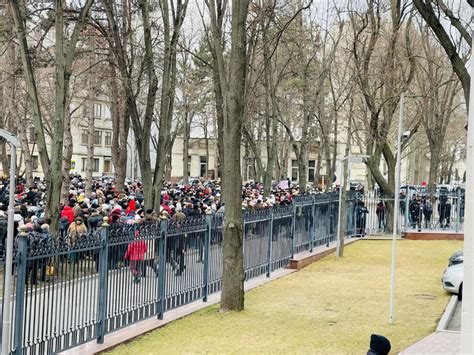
[1,190,462,354]
[1,192,354,354]
[355,190,464,235]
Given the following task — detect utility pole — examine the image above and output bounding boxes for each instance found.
[389,92,404,324]
[460,13,474,352]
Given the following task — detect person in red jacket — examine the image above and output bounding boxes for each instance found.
[125,198,137,215]
[124,226,147,283]
[61,205,75,224]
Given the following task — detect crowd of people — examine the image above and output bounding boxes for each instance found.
[0,174,313,238]
[0,174,325,283]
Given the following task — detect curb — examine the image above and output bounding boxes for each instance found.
[436,295,458,332]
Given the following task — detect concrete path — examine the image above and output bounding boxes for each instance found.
[400,331,460,355]
[401,298,461,354]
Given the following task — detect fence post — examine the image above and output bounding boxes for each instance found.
[404,191,410,232]
[267,209,274,277]
[456,189,462,233]
[326,195,331,247]
[310,194,316,252]
[203,213,211,302]
[13,226,28,355]
[97,217,109,344]
[157,218,168,320]
[291,202,296,258]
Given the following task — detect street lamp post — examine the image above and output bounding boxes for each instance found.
[389,93,404,324]
[336,154,369,259]
[0,129,20,355]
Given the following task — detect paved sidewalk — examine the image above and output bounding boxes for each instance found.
[400,331,460,355]
[401,297,461,354]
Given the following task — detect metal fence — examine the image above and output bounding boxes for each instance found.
[352,190,465,236]
[1,192,351,354]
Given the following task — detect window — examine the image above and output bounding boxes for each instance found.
[82,158,100,172]
[187,156,191,176]
[103,159,112,173]
[291,160,299,182]
[247,158,254,181]
[200,156,207,178]
[94,130,102,146]
[308,160,316,183]
[32,156,39,171]
[93,158,99,172]
[81,129,89,145]
[104,131,112,146]
[94,103,102,119]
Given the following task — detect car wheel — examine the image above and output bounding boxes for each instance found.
[458,283,463,301]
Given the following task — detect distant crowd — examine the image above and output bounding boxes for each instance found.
[0,174,326,241]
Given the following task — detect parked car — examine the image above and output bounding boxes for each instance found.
[442,263,463,300]
[449,250,463,266]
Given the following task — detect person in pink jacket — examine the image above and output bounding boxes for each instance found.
[124,222,147,283]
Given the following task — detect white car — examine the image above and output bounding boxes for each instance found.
[442,263,463,300]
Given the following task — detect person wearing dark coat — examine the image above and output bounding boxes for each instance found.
[88,209,103,230]
[367,334,391,355]
[355,200,369,237]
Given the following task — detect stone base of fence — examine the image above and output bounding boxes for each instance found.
[403,231,464,241]
[288,238,360,270]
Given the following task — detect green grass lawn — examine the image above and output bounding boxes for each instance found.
[109,240,461,354]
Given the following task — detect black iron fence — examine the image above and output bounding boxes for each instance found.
[1,192,357,354]
[355,191,464,235]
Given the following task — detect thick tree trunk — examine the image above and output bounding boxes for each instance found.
[109,62,129,193]
[220,0,248,312]
[428,144,441,196]
[207,0,228,184]
[211,63,225,180]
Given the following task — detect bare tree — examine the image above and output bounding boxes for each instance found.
[348,0,417,229]
[10,0,95,230]
[415,26,462,195]
[413,0,471,105]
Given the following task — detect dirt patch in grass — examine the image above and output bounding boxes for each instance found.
[109,240,461,354]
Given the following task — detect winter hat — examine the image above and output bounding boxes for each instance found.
[369,334,391,355]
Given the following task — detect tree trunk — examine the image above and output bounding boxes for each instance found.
[152,0,187,211]
[204,124,210,179]
[428,144,441,196]
[211,63,225,180]
[10,0,51,176]
[61,112,73,205]
[85,99,95,197]
[182,114,190,184]
[109,60,129,193]
[315,149,322,189]
[220,0,248,312]
[18,112,33,186]
[207,0,228,185]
